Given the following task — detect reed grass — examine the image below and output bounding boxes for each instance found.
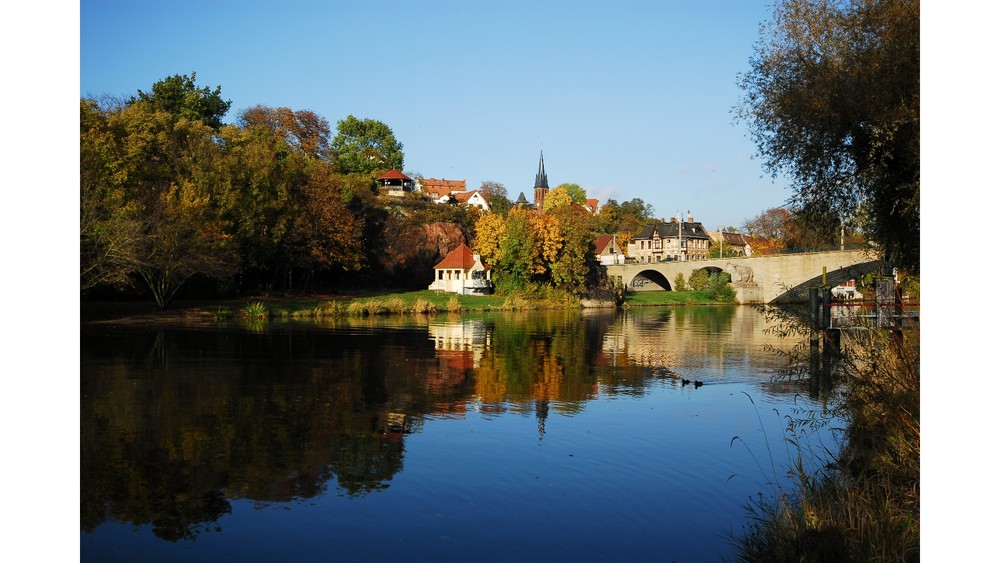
[730,312,919,562]
[238,301,269,321]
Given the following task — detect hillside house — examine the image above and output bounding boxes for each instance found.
[377,169,414,196]
[421,178,467,201]
[453,190,491,212]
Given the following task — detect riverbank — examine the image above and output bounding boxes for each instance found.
[81,289,737,325]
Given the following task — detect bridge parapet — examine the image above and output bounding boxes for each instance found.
[605,250,881,304]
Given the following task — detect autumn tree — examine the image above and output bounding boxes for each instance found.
[736,0,919,273]
[548,205,597,295]
[80,96,238,306]
[80,99,142,292]
[132,72,232,129]
[135,178,236,308]
[480,181,508,200]
[480,181,512,215]
[286,164,364,287]
[239,105,332,158]
[541,187,574,213]
[472,212,507,268]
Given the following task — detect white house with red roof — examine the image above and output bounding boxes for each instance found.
[453,190,491,212]
[428,243,493,295]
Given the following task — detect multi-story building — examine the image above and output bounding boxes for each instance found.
[628,216,712,263]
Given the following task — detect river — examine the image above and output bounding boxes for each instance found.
[80,305,842,562]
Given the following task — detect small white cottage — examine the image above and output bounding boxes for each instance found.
[428,244,493,295]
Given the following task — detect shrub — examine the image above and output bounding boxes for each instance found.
[708,273,736,301]
[673,272,687,291]
[689,269,711,291]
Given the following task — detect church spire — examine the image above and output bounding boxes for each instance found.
[534,150,549,189]
[533,150,549,210]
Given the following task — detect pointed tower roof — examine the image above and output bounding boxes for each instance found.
[534,150,549,190]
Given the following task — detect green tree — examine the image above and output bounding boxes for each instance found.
[331,115,404,176]
[736,0,919,273]
[554,183,587,204]
[133,72,232,129]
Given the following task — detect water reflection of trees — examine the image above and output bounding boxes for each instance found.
[81,307,802,541]
[81,326,443,540]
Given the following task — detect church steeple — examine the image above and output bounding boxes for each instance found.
[534,150,549,190]
[533,150,549,210]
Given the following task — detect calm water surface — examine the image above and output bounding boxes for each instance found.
[80,306,842,562]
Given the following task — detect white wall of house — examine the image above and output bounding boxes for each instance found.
[428,258,493,295]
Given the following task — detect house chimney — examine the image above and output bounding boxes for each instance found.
[669,217,676,223]
[688,216,694,223]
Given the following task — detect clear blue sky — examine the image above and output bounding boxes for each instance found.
[80,0,792,230]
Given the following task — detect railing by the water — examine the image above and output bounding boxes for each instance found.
[828,301,920,330]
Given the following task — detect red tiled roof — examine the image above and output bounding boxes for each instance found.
[594,235,613,253]
[422,178,466,192]
[377,169,412,181]
[434,244,477,269]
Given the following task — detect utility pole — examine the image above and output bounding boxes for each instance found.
[677,210,684,261]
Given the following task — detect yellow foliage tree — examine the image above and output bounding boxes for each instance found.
[472,212,506,268]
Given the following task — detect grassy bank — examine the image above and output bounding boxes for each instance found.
[212,288,735,321]
[623,290,735,306]
[216,289,583,320]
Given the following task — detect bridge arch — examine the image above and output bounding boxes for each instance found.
[628,269,672,291]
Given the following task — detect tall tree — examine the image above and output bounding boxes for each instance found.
[736,0,919,273]
[331,115,404,176]
[133,72,232,129]
[97,102,236,306]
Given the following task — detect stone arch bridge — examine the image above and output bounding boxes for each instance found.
[605,249,882,304]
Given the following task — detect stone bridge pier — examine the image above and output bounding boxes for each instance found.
[604,249,882,304]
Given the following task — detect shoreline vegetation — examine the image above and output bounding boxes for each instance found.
[80,288,737,325]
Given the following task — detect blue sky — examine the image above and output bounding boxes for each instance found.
[80,0,791,229]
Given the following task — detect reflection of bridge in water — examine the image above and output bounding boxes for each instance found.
[605,249,882,304]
